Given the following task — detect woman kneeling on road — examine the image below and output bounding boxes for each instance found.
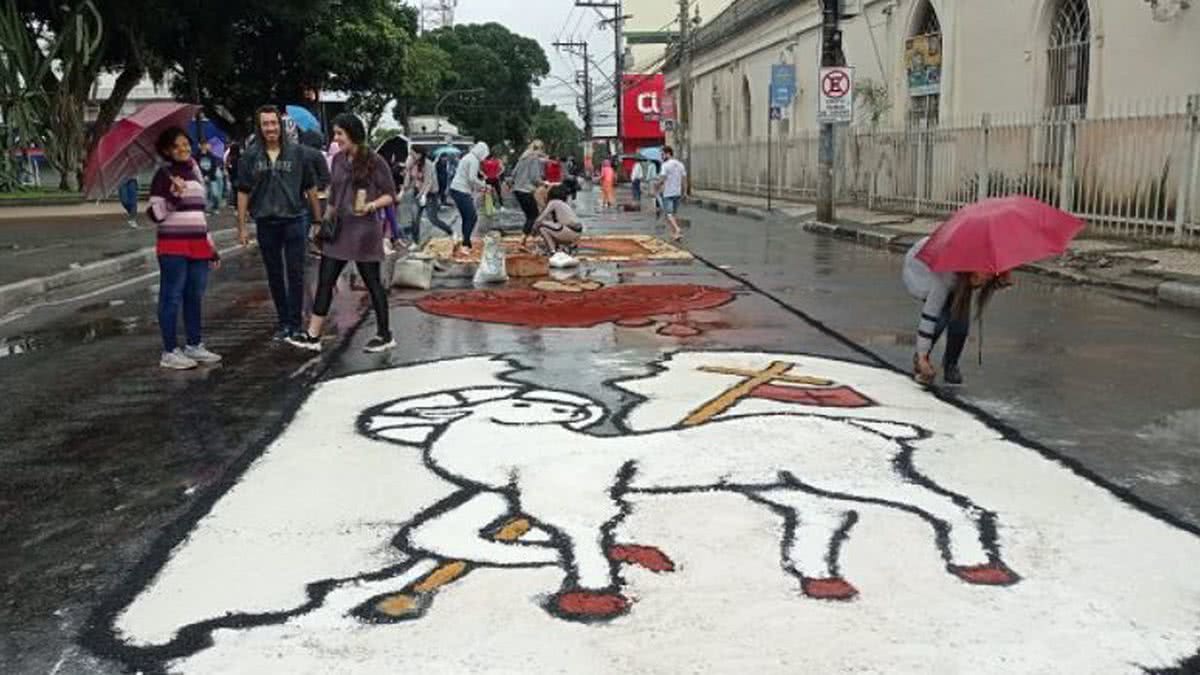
[148,127,222,370]
[287,113,397,354]
[530,184,583,255]
[904,236,1012,386]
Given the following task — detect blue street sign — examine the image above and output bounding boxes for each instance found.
[771,64,797,108]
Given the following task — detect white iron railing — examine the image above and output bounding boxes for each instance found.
[691,95,1200,247]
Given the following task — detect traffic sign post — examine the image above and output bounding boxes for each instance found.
[767,64,797,212]
[817,66,854,124]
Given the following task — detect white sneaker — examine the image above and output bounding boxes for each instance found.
[183,343,222,364]
[160,349,198,370]
[383,238,395,255]
[407,242,421,253]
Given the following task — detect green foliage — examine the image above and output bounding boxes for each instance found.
[529,104,583,161]
[418,23,551,148]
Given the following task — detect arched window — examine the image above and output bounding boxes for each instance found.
[905,1,942,128]
[741,76,753,139]
[1047,0,1090,110]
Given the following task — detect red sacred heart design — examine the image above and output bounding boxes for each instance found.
[415,284,735,328]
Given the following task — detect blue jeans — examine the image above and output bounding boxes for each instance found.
[450,189,477,247]
[632,179,642,202]
[255,216,307,332]
[158,256,209,352]
[410,198,452,241]
[118,177,138,218]
[205,178,224,213]
[930,296,971,369]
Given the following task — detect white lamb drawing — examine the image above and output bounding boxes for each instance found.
[355,385,1019,622]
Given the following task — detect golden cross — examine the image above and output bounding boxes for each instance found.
[682,361,834,427]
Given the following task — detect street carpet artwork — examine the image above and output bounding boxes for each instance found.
[422,233,693,263]
[88,352,1200,674]
[415,284,735,332]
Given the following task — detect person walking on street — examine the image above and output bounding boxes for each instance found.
[287,113,397,355]
[600,159,617,211]
[236,105,321,341]
[147,127,222,370]
[448,141,490,257]
[658,147,686,241]
[630,160,644,204]
[403,146,452,250]
[196,140,224,216]
[482,153,505,208]
[224,141,242,209]
[904,236,1013,386]
[511,140,547,248]
[118,176,140,228]
[435,154,452,207]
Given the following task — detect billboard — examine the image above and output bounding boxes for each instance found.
[622,73,666,141]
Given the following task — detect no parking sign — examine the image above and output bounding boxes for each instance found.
[817,66,854,124]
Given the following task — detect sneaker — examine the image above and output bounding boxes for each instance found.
[183,343,222,364]
[407,241,421,253]
[160,349,198,370]
[272,327,293,342]
[382,238,395,255]
[127,218,140,229]
[943,365,964,386]
[285,332,323,352]
[364,335,395,353]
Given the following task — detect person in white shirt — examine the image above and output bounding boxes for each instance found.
[448,142,490,257]
[658,146,686,241]
[631,161,644,204]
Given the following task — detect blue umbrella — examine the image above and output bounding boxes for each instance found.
[286,105,321,133]
[636,146,663,162]
[431,145,463,158]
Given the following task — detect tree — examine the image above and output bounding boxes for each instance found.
[529,104,582,161]
[420,23,550,148]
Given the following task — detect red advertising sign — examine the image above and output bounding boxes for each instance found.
[622,73,666,141]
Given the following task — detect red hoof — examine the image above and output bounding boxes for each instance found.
[552,590,630,621]
[950,561,1020,586]
[801,577,859,601]
[609,544,676,573]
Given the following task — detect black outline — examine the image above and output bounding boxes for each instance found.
[78,347,1200,670]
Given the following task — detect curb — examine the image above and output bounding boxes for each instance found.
[0,227,244,318]
[691,196,768,221]
[1157,281,1200,309]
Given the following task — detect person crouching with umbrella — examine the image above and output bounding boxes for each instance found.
[904,196,1085,386]
[147,127,222,370]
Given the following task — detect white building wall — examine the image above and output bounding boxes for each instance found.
[667,0,1200,143]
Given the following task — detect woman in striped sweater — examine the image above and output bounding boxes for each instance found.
[148,127,222,370]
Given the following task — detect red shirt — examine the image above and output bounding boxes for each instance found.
[481,157,502,180]
[544,160,563,183]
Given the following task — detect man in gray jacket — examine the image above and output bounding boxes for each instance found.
[236,105,321,340]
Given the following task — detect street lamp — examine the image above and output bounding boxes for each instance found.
[434,87,485,134]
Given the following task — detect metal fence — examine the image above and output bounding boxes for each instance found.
[692,95,1200,247]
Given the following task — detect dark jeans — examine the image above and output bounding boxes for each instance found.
[256,216,307,332]
[631,179,642,202]
[930,296,971,369]
[449,189,478,247]
[312,256,390,339]
[118,177,138,218]
[486,178,504,206]
[514,190,539,235]
[158,255,209,352]
[410,197,452,241]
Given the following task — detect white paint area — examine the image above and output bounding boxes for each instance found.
[108,352,1200,674]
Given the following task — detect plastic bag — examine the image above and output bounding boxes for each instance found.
[392,256,434,290]
[482,191,498,218]
[549,251,579,269]
[473,231,509,285]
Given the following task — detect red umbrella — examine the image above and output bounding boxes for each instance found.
[916,196,1085,274]
[83,103,202,200]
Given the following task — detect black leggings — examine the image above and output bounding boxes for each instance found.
[515,190,539,235]
[312,256,390,339]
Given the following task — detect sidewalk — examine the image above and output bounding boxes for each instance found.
[690,189,1200,310]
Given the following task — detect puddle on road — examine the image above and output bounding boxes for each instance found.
[0,315,141,359]
[1136,409,1200,447]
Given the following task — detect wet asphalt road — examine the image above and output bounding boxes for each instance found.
[2,194,1199,673]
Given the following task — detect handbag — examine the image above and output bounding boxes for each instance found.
[316,209,340,243]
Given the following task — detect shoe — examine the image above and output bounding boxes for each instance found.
[160,349,198,370]
[408,242,421,253]
[943,365,964,386]
[127,218,140,229]
[382,238,395,255]
[183,343,222,364]
[272,327,293,342]
[364,335,395,353]
[285,332,323,352]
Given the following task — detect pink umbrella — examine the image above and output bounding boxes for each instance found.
[83,103,202,200]
[917,196,1086,275]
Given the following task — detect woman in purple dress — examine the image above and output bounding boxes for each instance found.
[287,113,397,354]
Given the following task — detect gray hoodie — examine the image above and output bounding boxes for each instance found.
[450,142,489,193]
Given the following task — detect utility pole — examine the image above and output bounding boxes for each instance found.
[554,40,593,142]
[577,1,629,144]
[817,0,846,223]
[677,0,693,172]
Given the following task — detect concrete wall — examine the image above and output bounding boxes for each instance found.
[666,0,1200,143]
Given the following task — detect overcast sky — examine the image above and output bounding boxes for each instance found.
[454,0,620,133]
